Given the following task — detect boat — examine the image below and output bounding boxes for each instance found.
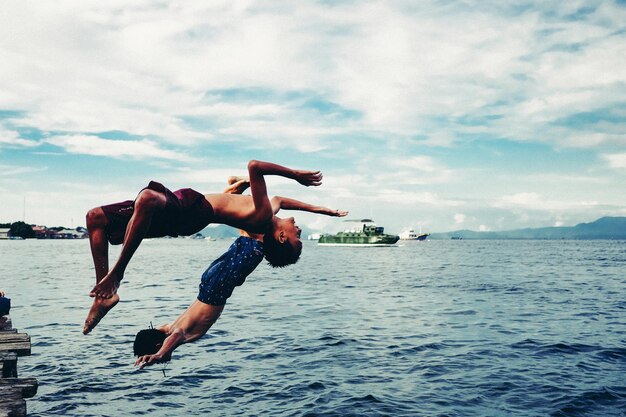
[399,228,430,241]
[318,219,399,246]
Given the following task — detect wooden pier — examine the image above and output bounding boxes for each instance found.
[0,313,38,417]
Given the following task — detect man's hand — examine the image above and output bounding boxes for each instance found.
[295,170,323,187]
[331,209,349,217]
[134,353,169,369]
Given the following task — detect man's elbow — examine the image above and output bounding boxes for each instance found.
[170,328,186,343]
[271,196,283,210]
[248,160,261,173]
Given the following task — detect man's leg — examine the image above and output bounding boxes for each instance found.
[90,189,167,299]
[83,207,119,334]
[86,207,109,281]
[84,189,166,334]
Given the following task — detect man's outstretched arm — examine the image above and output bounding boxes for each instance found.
[134,302,224,369]
[134,329,185,369]
[270,196,348,217]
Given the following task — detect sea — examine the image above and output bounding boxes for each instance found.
[0,238,624,417]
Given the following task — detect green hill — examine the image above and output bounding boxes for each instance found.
[431,216,626,240]
[199,224,315,240]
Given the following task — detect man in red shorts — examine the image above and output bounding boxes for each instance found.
[83,160,347,334]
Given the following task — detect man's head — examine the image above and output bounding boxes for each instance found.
[134,328,166,356]
[263,216,303,268]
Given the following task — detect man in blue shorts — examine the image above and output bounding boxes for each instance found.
[133,177,347,368]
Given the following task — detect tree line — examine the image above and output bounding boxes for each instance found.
[0,221,35,239]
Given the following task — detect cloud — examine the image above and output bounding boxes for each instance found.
[45,135,192,161]
[603,152,626,169]
[0,126,39,148]
[395,156,441,173]
[0,1,625,232]
[379,155,456,185]
[493,192,599,212]
[374,189,461,207]
[0,164,47,177]
[0,1,624,156]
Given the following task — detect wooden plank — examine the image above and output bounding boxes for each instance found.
[0,379,38,399]
[0,334,28,343]
[0,343,29,357]
[0,334,30,357]
[0,399,26,417]
[0,311,39,416]
[0,352,17,378]
[0,385,23,399]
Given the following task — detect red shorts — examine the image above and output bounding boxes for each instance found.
[101,181,214,245]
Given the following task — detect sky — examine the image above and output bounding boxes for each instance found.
[1,0,625,234]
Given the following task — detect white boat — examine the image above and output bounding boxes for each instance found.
[399,228,429,241]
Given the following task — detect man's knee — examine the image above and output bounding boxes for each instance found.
[134,189,167,211]
[86,207,107,230]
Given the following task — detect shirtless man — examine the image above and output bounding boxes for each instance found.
[83,160,346,334]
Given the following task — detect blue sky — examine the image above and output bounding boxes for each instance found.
[1,1,625,233]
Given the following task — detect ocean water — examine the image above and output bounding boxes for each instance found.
[1,238,625,417]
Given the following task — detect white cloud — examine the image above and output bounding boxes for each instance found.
[1,1,624,152]
[0,127,38,148]
[493,192,599,212]
[379,156,455,185]
[454,213,466,224]
[394,156,440,173]
[46,135,192,162]
[603,153,626,169]
[0,164,47,177]
[375,189,461,207]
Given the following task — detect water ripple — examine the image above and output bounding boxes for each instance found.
[2,239,624,416]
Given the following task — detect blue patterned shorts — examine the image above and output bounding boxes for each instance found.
[197,236,264,305]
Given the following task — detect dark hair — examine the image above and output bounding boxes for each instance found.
[263,232,301,268]
[134,328,166,356]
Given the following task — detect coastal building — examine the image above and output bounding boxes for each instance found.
[51,229,87,239]
[31,225,51,239]
[0,228,9,239]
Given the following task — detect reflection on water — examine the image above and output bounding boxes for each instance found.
[1,239,625,416]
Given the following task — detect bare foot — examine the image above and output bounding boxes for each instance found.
[83,294,120,334]
[227,175,247,185]
[89,272,121,299]
[226,176,250,194]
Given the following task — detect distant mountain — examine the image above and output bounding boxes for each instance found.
[199,225,241,239]
[198,224,316,239]
[431,217,626,240]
